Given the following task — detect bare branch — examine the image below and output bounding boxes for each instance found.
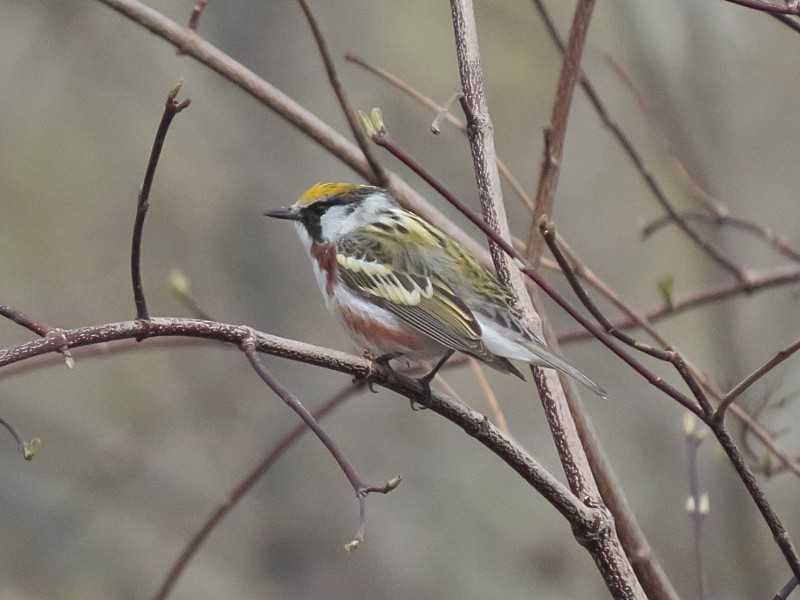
[526,0,596,265]
[0,304,73,366]
[0,415,40,460]
[186,0,208,31]
[244,335,394,546]
[95,0,492,266]
[344,52,535,210]
[718,337,800,417]
[643,211,800,263]
[774,575,798,600]
[0,304,53,337]
[721,0,800,15]
[364,122,696,411]
[449,0,527,306]
[153,382,361,600]
[132,83,190,327]
[556,264,800,343]
[295,0,388,187]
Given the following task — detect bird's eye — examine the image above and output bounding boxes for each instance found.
[308,202,328,216]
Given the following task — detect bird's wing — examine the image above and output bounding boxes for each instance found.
[335,235,488,357]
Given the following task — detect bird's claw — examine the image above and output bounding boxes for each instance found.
[353,351,403,393]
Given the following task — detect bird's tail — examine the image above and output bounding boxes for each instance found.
[530,349,608,399]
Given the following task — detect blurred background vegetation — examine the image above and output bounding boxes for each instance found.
[1,1,799,598]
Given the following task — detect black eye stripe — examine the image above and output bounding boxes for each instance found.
[304,197,359,214]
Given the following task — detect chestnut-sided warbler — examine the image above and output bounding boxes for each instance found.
[265,183,606,398]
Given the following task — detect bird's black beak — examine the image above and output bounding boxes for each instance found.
[263,206,302,221]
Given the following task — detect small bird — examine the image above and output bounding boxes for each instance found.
[265,183,606,398]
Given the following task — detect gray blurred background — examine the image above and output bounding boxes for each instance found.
[1,1,799,598]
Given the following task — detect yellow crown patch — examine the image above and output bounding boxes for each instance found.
[297,182,364,204]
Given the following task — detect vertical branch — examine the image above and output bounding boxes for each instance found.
[448,0,529,309]
[448,2,643,597]
[526,0,596,265]
[131,83,190,327]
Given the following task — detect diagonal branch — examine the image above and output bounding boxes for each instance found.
[95,0,492,266]
[242,337,398,548]
[344,52,535,210]
[721,0,800,15]
[363,122,697,412]
[295,0,388,187]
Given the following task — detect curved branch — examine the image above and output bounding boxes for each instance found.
[0,316,600,531]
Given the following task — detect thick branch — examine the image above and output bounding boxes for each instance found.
[0,317,601,530]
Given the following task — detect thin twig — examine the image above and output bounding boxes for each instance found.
[242,338,396,547]
[0,304,73,366]
[721,0,800,15]
[295,0,388,188]
[168,270,215,321]
[711,424,800,579]
[132,83,190,328]
[0,304,52,337]
[718,337,800,418]
[344,52,535,210]
[186,0,208,31]
[542,223,672,361]
[526,0,596,266]
[469,359,508,433]
[734,402,800,477]
[556,264,800,343]
[642,211,800,263]
[528,0,749,283]
[0,415,39,459]
[0,415,25,451]
[606,56,727,216]
[153,382,362,600]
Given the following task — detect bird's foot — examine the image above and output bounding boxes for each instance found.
[353,351,403,393]
[410,350,456,410]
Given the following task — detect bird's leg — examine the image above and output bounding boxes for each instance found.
[354,351,404,393]
[414,350,455,400]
